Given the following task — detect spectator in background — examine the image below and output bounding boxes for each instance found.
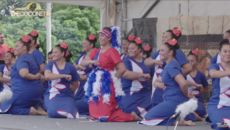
[0,33,10,60]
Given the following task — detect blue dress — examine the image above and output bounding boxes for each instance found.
[186,71,208,117]
[210,52,220,64]
[206,64,230,129]
[151,50,189,107]
[74,53,92,115]
[74,53,92,101]
[44,61,80,118]
[0,53,42,115]
[119,57,152,118]
[139,60,196,126]
[0,64,11,91]
[120,53,128,60]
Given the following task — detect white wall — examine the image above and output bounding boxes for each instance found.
[116,0,230,34]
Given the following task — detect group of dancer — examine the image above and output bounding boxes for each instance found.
[0,27,229,129]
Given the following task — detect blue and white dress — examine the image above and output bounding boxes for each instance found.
[44,62,80,118]
[0,64,11,91]
[119,57,152,118]
[210,53,221,64]
[186,71,208,117]
[120,53,127,60]
[151,50,189,107]
[206,63,230,129]
[74,53,92,101]
[139,60,196,126]
[0,53,42,115]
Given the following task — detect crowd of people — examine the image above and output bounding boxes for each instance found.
[0,27,229,129]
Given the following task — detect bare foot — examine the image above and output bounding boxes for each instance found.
[131,111,142,121]
[172,119,195,126]
[30,107,43,115]
[37,106,48,116]
[194,112,202,121]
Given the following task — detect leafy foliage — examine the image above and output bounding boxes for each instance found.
[0,1,100,63]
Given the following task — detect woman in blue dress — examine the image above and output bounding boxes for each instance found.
[140,38,196,126]
[44,42,80,119]
[0,35,44,115]
[186,49,209,120]
[73,34,96,115]
[206,39,230,129]
[0,48,15,91]
[119,37,152,119]
[206,30,230,69]
[144,27,192,107]
[120,35,135,59]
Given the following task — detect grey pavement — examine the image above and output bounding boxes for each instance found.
[0,115,211,130]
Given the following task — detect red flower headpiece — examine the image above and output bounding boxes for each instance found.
[65,50,69,56]
[9,48,14,54]
[88,34,96,40]
[60,42,68,49]
[168,38,177,46]
[172,28,181,37]
[35,43,38,47]
[192,48,199,56]
[30,30,38,37]
[135,37,142,44]
[143,44,151,51]
[21,35,30,43]
[128,35,135,41]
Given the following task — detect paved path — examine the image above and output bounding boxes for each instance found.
[0,115,211,130]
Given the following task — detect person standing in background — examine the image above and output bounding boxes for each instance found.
[0,33,10,60]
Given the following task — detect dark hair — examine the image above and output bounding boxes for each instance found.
[164,42,180,57]
[165,27,182,40]
[55,44,72,62]
[225,29,230,34]
[85,37,97,48]
[35,43,40,50]
[187,50,198,61]
[142,48,152,58]
[6,49,15,58]
[48,51,52,55]
[28,33,39,46]
[130,41,143,53]
[18,38,31,52]
[219,39,230,51]
[0,32,2,35]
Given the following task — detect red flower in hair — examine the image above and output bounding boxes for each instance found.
[143,44,151,51]
[21,35,30,42]
[135,37,142,44]
[128,35,135,41]
[9,48,14,54]
[168,39,177,46]
[30,30,38,37]
[60,42,68,49]
[192,48,199,56]
[172,28,181,37]
[65,50,69,56]
[35,43,38,47]
[88,34,96,40]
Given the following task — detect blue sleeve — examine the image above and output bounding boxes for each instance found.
[34,51,45,66]
[71,65,80,82]
[17,58,29,70]
[149,65,155,77]
[210,53,218,64]
[45,62,53,71]
[200,72,208,87]
[175,49,189,66]
[208,64,219,72]
[0,65,4,74]
[166,61,182,78]
[75,53,84,65]
[150,50,159,59]
[123,59,132,71]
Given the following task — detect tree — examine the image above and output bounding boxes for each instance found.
[0,2,100,63]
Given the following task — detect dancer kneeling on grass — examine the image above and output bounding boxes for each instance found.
[80,27,141,122]
[206,39,230,129]
[119,36,152,119]
[44,42,80,119]
[0,48,15,91]
[0,35,44,115]
[139,39,196,126]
